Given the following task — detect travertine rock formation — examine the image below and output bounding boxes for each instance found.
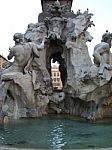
[0,0,112,123]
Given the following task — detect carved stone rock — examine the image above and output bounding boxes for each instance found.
[1,1,112,122]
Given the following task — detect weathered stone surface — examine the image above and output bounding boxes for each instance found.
[1,0,112,122]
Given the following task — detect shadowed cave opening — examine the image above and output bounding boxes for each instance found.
[50,52,67,90]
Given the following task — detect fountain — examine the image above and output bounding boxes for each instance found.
[0,0,112,149]
[1,0,112,123]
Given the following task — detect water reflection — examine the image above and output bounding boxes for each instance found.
[0,116,112,149]
[50,124,66,150]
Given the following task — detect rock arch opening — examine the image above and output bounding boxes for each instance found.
[51,52,67,89]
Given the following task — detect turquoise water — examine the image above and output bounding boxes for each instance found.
[0,115,112,149]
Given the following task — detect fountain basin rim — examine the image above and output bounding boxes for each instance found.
[1,146,112,150]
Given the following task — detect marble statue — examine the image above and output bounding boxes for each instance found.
[44,17,67,40]
[93,30,112,77]
[2,33,45,75]
[47,0,62,17]
[1,0,112,122]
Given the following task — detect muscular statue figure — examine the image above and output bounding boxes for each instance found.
[3,33,45,74]
[93,31,112,75]
[101,30,112,48]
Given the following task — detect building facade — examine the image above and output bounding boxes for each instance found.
[51,64,63,90]
[0,55,7,69]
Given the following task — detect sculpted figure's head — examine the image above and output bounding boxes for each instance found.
[13,33,24,44]
[101,30,112,48]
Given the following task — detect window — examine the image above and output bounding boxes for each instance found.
[54,72,56,76]
[57,72,59,76]
[57,78,60,82]
[54,78,56,82]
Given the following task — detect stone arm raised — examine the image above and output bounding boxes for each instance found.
[28,38,45,59]
[7,47,14,60]
[36,38,45,51]
[31,44,40,58]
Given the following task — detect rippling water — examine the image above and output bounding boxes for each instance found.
[0,115,112,149]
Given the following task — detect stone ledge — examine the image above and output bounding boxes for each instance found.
[0,146,112,150]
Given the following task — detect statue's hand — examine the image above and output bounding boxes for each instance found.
[7,48,14,60]
[9,47,12,51]
[9,47,11,50]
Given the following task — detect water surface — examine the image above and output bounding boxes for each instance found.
[0,115,112,149]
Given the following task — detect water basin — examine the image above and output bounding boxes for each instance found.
[0,115,112,149]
